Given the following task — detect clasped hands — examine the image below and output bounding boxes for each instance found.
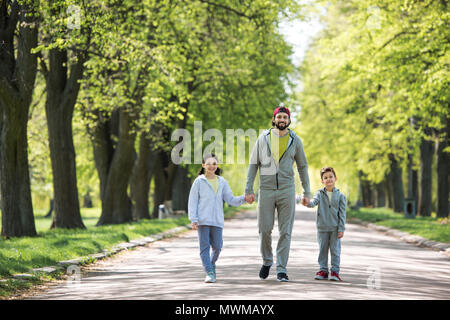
[244,193,256,204]
[244,193,310,206]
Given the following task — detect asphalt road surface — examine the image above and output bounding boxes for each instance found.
[28,206,450,300]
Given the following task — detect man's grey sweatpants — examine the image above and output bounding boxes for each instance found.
[317,230,341,274]
[257,186,296,274]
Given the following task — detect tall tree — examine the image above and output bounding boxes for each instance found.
[388,154,405,213]
[36,0,95,228]
[418,128,434,216]
[0,0,38,237]
[31,0,112,228]
[436,115,449,218]
[78,0,158,225]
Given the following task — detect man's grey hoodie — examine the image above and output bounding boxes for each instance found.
[245,128,310,196]
[307,187,346,233]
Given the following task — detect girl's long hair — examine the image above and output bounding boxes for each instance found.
[197,153,222,176]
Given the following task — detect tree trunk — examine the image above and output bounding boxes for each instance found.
[436,116,449,218]
[45,48,86,229]
[385,178,393,209]
[359,173,372,207]
[388,154,405,213]
[165,99,190,212]
[0,102,37,237]
[0,1,38,237]
[45,199,54,218]
[130,132,156,220]
[164,160,177,202]
[83,192,93,208]
[361,180,371,207]
[152,152,167,219]
[412,169,419,212]
[97,108,136,225]
[406,153,419,211]
[172,165,191,212]
[418,129,434,216]
[370,184,376,207]
[374,181,386,207]
[355,171,364,208]
[92,112,116,203]
[408,116,419,211]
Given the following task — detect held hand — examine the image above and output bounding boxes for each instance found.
[192,222,198,230]
[245,193,255,204]
[337,232,344,239]
[301,196,310,206]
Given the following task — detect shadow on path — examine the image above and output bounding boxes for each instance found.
[28,207,450,300]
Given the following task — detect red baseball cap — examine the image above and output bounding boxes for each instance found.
[273,104,290,118]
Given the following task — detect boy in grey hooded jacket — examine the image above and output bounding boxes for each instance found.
[307,167,346,281]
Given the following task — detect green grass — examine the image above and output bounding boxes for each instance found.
[0,204,254,298]
[32,208,104,231]
[0,214,191,278]
[347,207,450,243]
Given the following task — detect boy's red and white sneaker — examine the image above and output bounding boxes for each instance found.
[314,270,328,280]
[329,272,342,281]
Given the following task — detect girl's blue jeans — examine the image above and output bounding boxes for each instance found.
[197,225,223,274]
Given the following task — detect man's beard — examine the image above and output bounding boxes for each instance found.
[275,121,289,130]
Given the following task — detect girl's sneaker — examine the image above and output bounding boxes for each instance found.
[314,270,328,280]
[205,271,216,283]
[329,272,342,281]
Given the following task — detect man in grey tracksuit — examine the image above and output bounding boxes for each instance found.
[245,105,311,282]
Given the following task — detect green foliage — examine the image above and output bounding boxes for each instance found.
[297,0,449,201]
[25,0,308,216]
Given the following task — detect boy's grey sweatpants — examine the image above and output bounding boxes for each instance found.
[257,187,296,274]
[317,230,341,274]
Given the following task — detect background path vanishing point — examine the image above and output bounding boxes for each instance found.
[28,205,450,300]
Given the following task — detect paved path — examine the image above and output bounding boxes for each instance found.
[28,206,450,300]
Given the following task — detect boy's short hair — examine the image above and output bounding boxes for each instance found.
[320,167,336,179]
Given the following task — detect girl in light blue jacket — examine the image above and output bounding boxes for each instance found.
[188,153,246,283]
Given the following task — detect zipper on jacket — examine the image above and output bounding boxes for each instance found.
[276,173,278,189]
[322,188,334,209]
[324,188,332,208]
[328,191,331,208]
